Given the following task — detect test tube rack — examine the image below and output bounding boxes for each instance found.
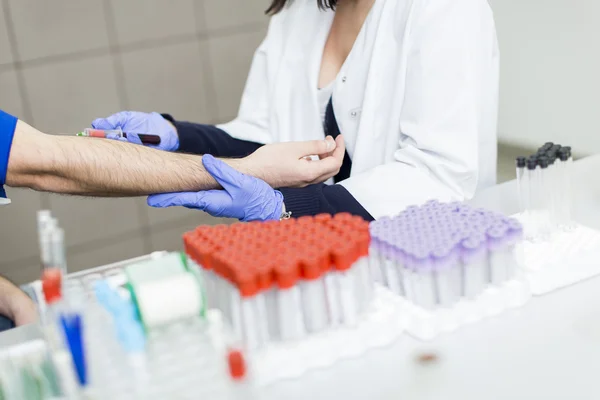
[183,214,406,386]
[370,201,531,340]
[514,143,600,295]
[45,253,245,400]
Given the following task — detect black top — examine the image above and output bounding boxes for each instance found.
[516,157,526,168]
[527,159,538,170]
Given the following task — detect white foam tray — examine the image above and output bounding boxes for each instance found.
[397,279,531,341]
[516,222,600,295]
[211,286,405,387]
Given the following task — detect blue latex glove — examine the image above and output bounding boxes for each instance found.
[147,155,284,222]
[91,111,179,151]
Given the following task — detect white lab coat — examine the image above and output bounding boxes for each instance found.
[219,0,499,219]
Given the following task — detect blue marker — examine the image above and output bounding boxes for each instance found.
[60,313,87,386]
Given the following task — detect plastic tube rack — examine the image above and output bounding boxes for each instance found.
[370,200,531,340]
[183,214,374,350]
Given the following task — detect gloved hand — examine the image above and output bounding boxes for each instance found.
[147,154,284,222]
[91,111,179,151]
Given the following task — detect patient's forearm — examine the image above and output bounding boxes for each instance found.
[5,121,241,196]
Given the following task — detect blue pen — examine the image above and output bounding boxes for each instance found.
[60,313,87,386]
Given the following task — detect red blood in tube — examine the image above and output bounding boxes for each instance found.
[87,129,107,138]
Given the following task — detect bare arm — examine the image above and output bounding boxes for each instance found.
[5,120,342,196]
[0,276,36,326]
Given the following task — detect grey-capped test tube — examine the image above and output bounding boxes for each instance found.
[526,158,538,239]
[516,157,527,214]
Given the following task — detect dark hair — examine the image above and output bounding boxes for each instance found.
[266,0,337,15]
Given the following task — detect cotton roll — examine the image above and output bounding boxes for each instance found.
[134,273,202,329]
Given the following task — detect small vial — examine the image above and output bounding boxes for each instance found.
[558,149,573,229]
[516,157,527,214]
[525,158,538,239]
[538,157,551,239]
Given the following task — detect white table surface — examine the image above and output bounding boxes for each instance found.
[265,155,600,400]
[5,156,600,400]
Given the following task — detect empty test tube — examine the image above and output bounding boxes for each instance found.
[432,247,461,307]
[460,236,488,299]
[299,252,328,333]
[516,157,527,214]
[275,261,306,341]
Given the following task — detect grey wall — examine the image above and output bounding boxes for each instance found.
[489,0,599,151]
[0,0,270,284]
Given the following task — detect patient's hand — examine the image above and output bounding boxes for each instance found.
[235,135,345,188]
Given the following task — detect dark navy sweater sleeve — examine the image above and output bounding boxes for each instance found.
[279,184,374,221]
[162,114,262,158]
[161,114,373,221]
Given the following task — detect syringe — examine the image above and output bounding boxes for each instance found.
[76,128,161,145]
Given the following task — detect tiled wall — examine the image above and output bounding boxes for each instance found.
[0,0,270,284]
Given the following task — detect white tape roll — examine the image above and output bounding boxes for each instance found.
[135,273,202,329]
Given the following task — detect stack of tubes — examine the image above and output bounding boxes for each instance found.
[369,201,523,310]
[183,214,372,350]
[36,211,87,395]
[37,210,67,276]
[516,143,574,240]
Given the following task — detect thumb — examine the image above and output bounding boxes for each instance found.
[91,111,131,130]
[293,136,336,158]
[147,192,204,209]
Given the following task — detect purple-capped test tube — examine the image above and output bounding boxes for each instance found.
[460,235,488,299]
[432,245,461,307]
[487,224,510,285]
[407,249,437,310]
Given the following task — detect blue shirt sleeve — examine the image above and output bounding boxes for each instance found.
[0,110,18,202]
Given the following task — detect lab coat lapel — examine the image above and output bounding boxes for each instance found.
[272,6,333,144]
[347,0,413,176]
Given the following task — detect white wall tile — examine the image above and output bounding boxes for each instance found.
[201,0,270,31]
[206,29,266,120]
[0,6,13,65]
[0,189,43,264]
[121,42,210,122]
[23,55,121,134]
[7,0,109,61]
[67,236,145,273]
[48,195,142,248]
[110,0,199,46]
[0,69,24,119]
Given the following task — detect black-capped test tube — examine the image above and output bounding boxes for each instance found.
[526,157,538,239]
[538,157,551,238]
[516,157,527,214]
[558,148,573,228]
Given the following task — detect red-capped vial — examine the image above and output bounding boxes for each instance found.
[314,213,333,225]
[236,270,259,298]
[42,268,62,305]
[300,252,322,281]
[227,349,247,381]
[275,260,300,290]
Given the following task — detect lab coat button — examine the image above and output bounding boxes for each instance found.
[341,76,347,83]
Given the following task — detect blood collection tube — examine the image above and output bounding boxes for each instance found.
[538,157,551,239]
[505,218,523,280]
[487,225,510,285]
[432,247,461,307]
[516,157,527,214]
[526,158,538,239]
[299,251,328,333]
[77,128,161,145]
[460,236,488,299]
[236,268,260,350]
[558,149,573,228]
[50,227,67,276]
[410,251,437,310]
[332,242,359,326]
[275,260,305,341]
